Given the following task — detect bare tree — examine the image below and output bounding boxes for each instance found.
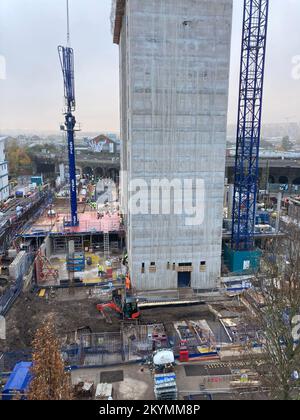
[27,318,73,400]
[244,225,300,400]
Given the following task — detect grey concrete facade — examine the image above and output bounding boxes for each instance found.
[114,0,233,290]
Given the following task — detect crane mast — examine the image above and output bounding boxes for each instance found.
[58,2,79,227]
[231,0,269,251]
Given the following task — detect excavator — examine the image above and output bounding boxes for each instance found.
[96,288,140,321]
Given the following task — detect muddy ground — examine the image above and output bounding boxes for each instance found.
[1,291,212,352]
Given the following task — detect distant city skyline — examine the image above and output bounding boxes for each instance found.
[2,121,300,140]
[0,0,300,133]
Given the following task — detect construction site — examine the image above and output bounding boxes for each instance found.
[0,0,298,402]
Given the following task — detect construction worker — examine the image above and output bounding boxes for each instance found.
[98,263,104,278]
[125,274,131,291]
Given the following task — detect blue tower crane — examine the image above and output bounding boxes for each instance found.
[225,0,269,273]
[231,0,269,252]
[58,2,79,227]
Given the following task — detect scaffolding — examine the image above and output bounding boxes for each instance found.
[35,250,59,285]
[103,232,110,257]
[66,252,85,272]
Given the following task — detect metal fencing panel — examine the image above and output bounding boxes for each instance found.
[0,253,34,316]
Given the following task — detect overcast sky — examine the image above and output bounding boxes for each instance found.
[0,0,300,134]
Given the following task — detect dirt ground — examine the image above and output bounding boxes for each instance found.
[71,363,155,400]
[1,290,212,352]
[1,290,117,352]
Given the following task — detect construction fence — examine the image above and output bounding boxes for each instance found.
[62,331,157,367]
[63,332,124,367]
[1,329,185,372]
[59,329,217,368]
[1,321,239,373]
[0,253,35,317]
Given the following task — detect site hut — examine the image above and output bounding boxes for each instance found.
[112,0,233,291]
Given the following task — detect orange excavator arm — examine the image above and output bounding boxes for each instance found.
[131,311,140,319]
[96,302,122,314]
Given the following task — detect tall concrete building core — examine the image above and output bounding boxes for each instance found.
[112,0,233,291]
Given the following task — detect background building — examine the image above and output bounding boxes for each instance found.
[113,0,233,290]
[0,137,9,202]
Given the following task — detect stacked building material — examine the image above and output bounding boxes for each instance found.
[154,373,177,400]
[95,383,113,400]
[150,324,168,349]
[66,252,85,272]
[73,381,95,399]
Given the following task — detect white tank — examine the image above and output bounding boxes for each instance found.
[153,349,174,366]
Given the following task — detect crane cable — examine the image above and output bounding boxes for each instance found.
[66,0,70,46]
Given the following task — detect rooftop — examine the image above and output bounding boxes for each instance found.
[112,0,125,44]
[21,203,122,237]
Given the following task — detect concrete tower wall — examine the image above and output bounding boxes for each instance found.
[116,0,233,290]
